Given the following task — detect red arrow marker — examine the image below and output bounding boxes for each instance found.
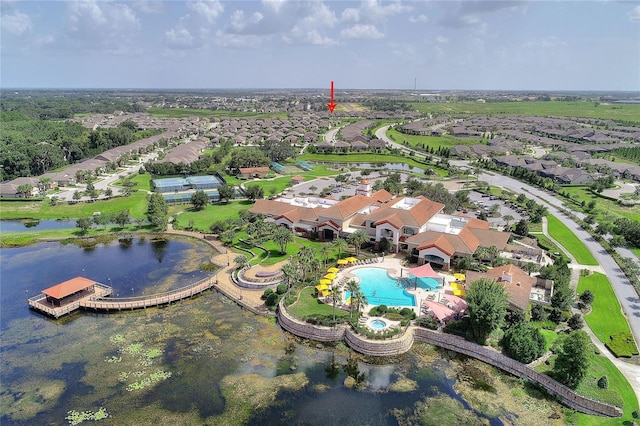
[327,80,337,113]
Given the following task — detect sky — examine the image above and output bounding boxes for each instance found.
[1,0,639,91]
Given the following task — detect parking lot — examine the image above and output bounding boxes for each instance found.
[466,191,527,230]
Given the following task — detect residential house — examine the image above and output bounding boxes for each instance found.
[465,264,536,311]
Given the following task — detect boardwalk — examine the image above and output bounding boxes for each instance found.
[81,276,216,312]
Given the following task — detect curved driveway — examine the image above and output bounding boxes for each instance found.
[478,172,640,347]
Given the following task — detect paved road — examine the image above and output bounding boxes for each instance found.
[478,171,640,350]
[324,126,341,143]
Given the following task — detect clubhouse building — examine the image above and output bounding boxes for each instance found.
[249,180,511,271]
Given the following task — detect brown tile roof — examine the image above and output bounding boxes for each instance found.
[371,189,394,203]
[465,264,535,310]
[368,196,444,228]
[43,277,96,299]
[249,200,318,222]
[319,194,375,220]
[469,228,511,250]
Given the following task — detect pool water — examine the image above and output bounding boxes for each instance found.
[416,277,439,290]
[369,319,388,329]
[352,268,415,307]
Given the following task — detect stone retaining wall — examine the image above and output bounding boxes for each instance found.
[277,301,622,418]
[344,327,414,356]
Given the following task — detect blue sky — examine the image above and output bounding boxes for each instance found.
[1,0,639,91]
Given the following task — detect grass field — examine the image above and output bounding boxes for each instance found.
[173,200,254,232]
[539,329,559,352]
[287,286,349,319]
[387,127,480,150]
[577,272,636,347]
[559,186,640,222]
[298,153,448,177]
[409,101,640,124]
[545,214,598,265]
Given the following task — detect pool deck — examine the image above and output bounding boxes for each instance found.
[335,255,459,316]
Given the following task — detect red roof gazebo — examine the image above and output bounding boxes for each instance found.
[42,277,97,306]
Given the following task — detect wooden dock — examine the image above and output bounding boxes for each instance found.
[28,283,113,319]
[29,277,216,318]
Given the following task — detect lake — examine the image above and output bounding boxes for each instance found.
[0,236,565,425]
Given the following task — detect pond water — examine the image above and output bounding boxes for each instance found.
[0,219,78,232]
[0,237,565,425]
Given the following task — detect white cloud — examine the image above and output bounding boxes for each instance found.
[262,0,287,14]
[341,8,360,23]
[131,1,166,14]
[1,9,32,36]
[341,24,383,39]
[186,0,224,23]
[66,0,140,52]
[440,0,525,28]
[628,5,640,22]
[283,27,337,46]
[436,35,448,44]
[164,27,195,48]
[409,14,428,24]
[363,0,410,20]
[215,30,263,48]
[227,10,264,33]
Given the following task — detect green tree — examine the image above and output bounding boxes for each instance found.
[190,190,209,210]
[234,254,249,270]
[244,185,264,202]
[514,219,529,236]
[551,284,574,311]
[16,183,33,198]
[217,184,235,203]
[502,322,546,363]
[502,214,514,231]
[146,192,168,230]
[347,230,370,257]
[273,226,294,255]
[579,289,594,306]
[281,262,298,291]
[114,210,130,228]
[76,217,93,234]
[521,262,540,276]
[553,330,592,388]
[466,278,508,343]
[567,313,584,330]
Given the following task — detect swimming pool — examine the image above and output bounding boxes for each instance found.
[369,319,388,329]
[352,268,415,307]
[414,277,439,291]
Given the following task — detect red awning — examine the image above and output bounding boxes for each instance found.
[405,263,441,278]
[421,300,454,321]
[42,277,96,299]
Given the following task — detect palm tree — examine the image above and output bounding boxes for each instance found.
[297,246,315,279]
[330,284,343,322]
[281,262,298,291]
[332,238,348,260]
[502,214,514,231]
[486,245,501,262]
[522,262,540,276]
[273,226,294,255]
[347,230,370,257]
[309,256,322,280]
[320,244,332,267]
[345,280,359,318]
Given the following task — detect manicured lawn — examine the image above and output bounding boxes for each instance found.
[387,127,480,149]
[298,153,448,177]
[410,101,640,124]
[559,186,640,222]
[546,214,598,265]
[173,200,255,232]
[287,286,349,319]
[577,273,637,351]
[539,329,559,352]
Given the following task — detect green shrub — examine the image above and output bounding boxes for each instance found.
[265,292,279,307]
[262,288,273,300]
[276,284,287,295]
[597,376,608,389]
[377,304,388,314]
[605,332,640,357]
[384,313,404,321]
[415,317,438,330]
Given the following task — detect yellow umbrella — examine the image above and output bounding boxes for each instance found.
[337,259,348,265]
[454,273,466,281]
[315,284,329,291]
[319,279,332,285]
[324,273,337,280]
[453,289,466,298]
[319,289,332,297]
[345,257,358,263]
[327,267,340,273]
[451,282,463,290]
